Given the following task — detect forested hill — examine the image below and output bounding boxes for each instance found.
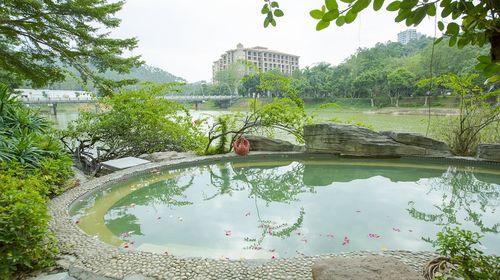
[40,64,184,91]
[289,36,487,100]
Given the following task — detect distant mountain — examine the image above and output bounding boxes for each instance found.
[41,64,184,91]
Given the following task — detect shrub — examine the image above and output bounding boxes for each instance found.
[434,227,500,279]
[0,174,58,278]
[62,83,207,163]
[0,83,73,278]
[421,74,499,156]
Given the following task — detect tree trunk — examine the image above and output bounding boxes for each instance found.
[489,29,500,63]
[424,96,428,107]
[370,98,374,107]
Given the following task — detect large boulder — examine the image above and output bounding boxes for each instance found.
[245,135,305,152]
[311,255,422,280]
[380,131,452,156]
[304,123,426,157]
[477,144,500,162]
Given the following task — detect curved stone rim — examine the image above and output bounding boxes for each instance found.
[50,152,497,279]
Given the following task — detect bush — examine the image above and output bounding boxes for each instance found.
[422,74,499,156]
[433,227,500,279]
[0,83,73,278]
[0,174,58,278]
[63,83,207,162]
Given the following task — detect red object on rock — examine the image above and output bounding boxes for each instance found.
[233,137,250,156]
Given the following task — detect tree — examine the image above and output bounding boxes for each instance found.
[0,0,142,94]
[261,0,500,82]
[62,83,206,174]
[353,69,387,107]
[387,67,415,106]
[419,74,500,155]
[213,62,246,95]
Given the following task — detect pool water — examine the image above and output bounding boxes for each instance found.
[71,157,500,259]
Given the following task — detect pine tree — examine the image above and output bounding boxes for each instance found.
[0,0,142,94]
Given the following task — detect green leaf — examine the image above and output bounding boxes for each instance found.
[457,37,468,48]
[271,1,279,8]
[352,0,371,13]
[441,6,452,17]
[261,4,270,14]
[274,9,284,17]
[477,55,490,64]
[399,0,417,9]
[437,21,444,31]
[310,9,325,19]
[373,0,384,11]
[412,7,427,25]
[264,17,270,28]
[340,0,356,3]
[336,15,346,26]
[345,10,357,23]
[325,0,338,10]
[316,19,331,31]
[323,10,339,21]
[446,22,460,36]
[483,63,500,77]
[433,37,443,45]
[486,74,500,83]
[427,4,436,16]
[386,1,400,11]
[394,10,407,22]
[270,18,277,27]
[448,35,457,47]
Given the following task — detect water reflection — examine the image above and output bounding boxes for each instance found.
[72,159,500,257]
[408,167,500,235]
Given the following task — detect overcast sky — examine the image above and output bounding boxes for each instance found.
[112,0,440,82]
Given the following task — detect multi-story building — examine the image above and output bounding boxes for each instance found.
[397,29,422,44]
[212,43,299,81]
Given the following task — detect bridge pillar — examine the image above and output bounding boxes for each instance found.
[51,103,58,115]
[194,102,199,110]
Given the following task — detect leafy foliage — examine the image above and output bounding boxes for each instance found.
[0,0,142,94]
[434,227,500,279]
[419,74,499,155]
[204,96,309,154]
[0,83,73,278]
[63,83,207,165]
[0,174,59,279]
[262,0,500,82]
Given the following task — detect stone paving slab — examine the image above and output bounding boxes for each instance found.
[101,157,150,171]
[312,255,422,280]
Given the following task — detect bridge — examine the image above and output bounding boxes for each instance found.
[21,95,239,114]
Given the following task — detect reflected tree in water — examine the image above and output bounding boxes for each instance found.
[115,173,195,208]
[202,163,246,200]
[408,167,500,236]
[202,161,311,249]
[106,212,144,237]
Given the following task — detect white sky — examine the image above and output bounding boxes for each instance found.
[112,0,440,82]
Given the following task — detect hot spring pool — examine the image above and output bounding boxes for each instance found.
[70,156,500,259]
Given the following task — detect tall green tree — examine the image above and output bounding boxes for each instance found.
[387,67,415,106]
[0,0,142,94]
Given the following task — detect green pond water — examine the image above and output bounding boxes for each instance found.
[71,157,500,260]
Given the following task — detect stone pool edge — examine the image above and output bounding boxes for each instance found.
[52,151,486,280]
